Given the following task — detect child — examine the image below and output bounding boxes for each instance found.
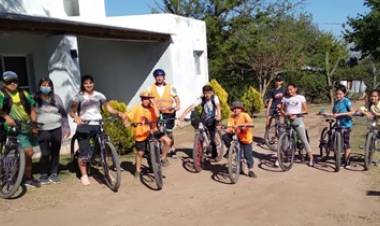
[332,85,354,168]
[359,90,380,124]
[222,101,256,178]
[120,91,172,178]
[179,85,221,159]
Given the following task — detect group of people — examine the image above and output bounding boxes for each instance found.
[1,68,378,188]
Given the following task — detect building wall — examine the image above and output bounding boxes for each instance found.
[77,37,171,106]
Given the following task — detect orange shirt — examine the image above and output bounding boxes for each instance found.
[227,112,253,144]
[126,104,158,142]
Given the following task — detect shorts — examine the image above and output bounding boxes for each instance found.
[341,128,351,150]
[161,112,176,132]
[18,133,37,149]
[134,131,165,152]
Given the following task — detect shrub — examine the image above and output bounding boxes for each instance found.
[209,79,230,119]
[241,86,264,114]
[103,100,134,155]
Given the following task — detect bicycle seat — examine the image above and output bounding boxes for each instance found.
[325,119,335,123]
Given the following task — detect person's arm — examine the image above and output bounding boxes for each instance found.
[174,96,180,112]
[150,99,160,118]
[215,102,222,121]
[266,98,273,116]
[301,101,308,114]
[179,104,196,121]
[55,95,70,138]
[334,101,354,117]
[69,100,82,124]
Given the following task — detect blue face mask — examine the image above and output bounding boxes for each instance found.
[40,86,51,94]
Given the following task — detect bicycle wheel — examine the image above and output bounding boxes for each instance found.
[364,132,376,170]
[0,147,25,199]
[265,118,279,151]
[192,132,204,172]
[277,132,295,171]
[333,131,343,172]
[149,140,163,190]
[101,141,121,192]
[228,141,241,184]
[214,130,225,162]
[70,133,79,161]
[319,127,329,160]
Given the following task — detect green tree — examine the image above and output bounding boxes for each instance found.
[241,86,264,114]
[344,0,380,60]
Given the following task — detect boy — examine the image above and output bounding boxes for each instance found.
[331,85,354,167]
[179,85,221,159]
[121,91,172,177]
[265,75,285,128]
[222,101,256,178]
[0,71,39,187]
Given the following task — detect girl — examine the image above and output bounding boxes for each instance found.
[35,78,70,184]
[280,83,314,166]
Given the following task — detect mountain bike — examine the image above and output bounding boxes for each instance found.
[277,113,310,171]
[71,119,121,192]
[360,114,380,170]
[318,113,344,172]
[0,121,41,199]
[222,124,254,184]
[192,120,224,172]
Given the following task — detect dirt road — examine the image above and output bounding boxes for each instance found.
[0,112,379,226]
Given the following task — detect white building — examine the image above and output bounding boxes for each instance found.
[0,0,209,113]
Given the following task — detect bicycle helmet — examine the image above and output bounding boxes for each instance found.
[153,69,166,77]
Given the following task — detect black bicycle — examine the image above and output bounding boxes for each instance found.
[0,121,41,199]
[265,110,282,151]
[362,114,380,170]
[277,113,310,171]
[318,113,344,172]
[131,120,165,190]
[222,124,254,184]
[71,119,121,192]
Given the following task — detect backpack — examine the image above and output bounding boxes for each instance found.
[190,95,217,129]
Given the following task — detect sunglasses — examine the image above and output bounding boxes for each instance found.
[4,79,18,85]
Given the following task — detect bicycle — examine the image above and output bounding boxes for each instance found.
[360,113,380,170]
[191,119,224,173]
[264,110,282,151]
[318,112,344,172]
[222,124,254,184]
[277,113,310,171]
[71,119,121,192]
[131,120,165,190]
[0,121,41,199]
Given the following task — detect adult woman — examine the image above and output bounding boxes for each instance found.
[35,77,70,184]
[280,83,314,167]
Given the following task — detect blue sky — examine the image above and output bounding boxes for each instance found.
[105,0,368,38]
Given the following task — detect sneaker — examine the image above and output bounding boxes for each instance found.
[169,148,177,159]
[274,160,279,167]
[344,159,351,169]
[39,174,50,185]
[248,170,257,178]
[308,159,314,167]
[24,178,41,188]
[48,174,60,184]
[161,159,170,167]
[134,171,141,179]
[80,175,91,186]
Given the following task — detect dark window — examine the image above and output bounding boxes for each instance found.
[2,56,29,88]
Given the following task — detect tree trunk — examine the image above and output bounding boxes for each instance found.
[372,61,377,89]
[325,51,342,107]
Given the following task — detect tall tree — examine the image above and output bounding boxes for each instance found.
[344,0,380,60]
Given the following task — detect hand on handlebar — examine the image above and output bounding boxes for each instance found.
[74,116,82,125]
[4,115,16,127]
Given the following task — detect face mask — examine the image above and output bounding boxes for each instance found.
[40,86,51,94]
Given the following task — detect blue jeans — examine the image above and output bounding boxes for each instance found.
[222,133,254,169]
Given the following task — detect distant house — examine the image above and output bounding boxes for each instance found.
[0,0,208,113]
[339,80,367,94]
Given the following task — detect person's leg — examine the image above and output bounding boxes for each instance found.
[49,128,62,181]
[222,133,233,149]
[76,125,91,185]
[242,143,256,177]
[37,130,51,184]
[207,125,217,158]
[134,141,147,177]
[160,135,172,164]
[293,118,314,164]
[343,129,352,167]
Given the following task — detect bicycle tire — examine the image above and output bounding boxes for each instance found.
[0,147,25,199]
[70,133,79,161]
[101,141,121,192]
[319,127,330,160]
[277,132,295,171]
[333,131,343,172]
[264,117,279,151]
[364,132,376,171]
[228,141,240,184]
[149,140,163,190]
[192,132,204,173]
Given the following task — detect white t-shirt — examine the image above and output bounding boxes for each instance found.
[282,95,306,114]
[72,91,107,124]
[193,95,220,118]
